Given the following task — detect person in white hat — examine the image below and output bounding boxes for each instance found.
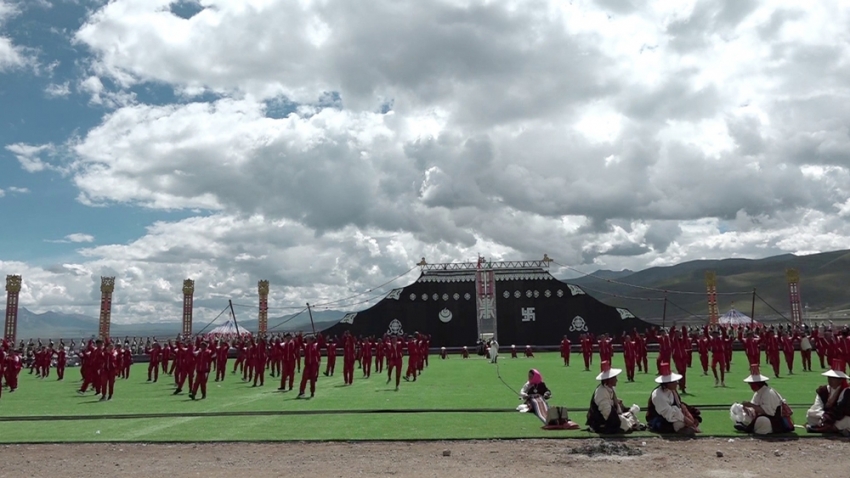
[733,364,794,435]
[805,358,850,436]
[586,361,643,434]
[646,363,700,437]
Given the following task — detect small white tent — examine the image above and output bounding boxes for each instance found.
[209,320,251,336]
[718,308,754,326]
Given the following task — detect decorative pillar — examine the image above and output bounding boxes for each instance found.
[4,275,22,343]
[786,269,803,327]
[705,271,719,325]
[98,276,115,340]
[182,279,195,337]
[475,256,497,339]
[258,280,269,335]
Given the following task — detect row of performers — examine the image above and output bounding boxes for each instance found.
[561,325,850,394]
[66,332,428,401]
[520,359,850,437]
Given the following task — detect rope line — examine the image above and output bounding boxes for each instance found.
[194,305,233,336]
[0,403,810,423]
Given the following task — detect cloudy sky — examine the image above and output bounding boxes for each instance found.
[1,0,849,324]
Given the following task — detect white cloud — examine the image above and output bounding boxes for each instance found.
[66,233,95,243]
[5,143,58,173]
[0,0,36,71]
[45,233,95,244]
[8,186,28,193]
[44,81,70,97]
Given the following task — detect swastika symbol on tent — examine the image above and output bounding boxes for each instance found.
[521,307,536,322]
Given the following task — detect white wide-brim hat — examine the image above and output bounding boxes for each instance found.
[596,368,622,381]
[655,373,683,384]
[743,373,771,383]
[823,369,850,379]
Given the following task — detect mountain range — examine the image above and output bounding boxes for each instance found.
[5,249,850,339]
[568,249,850,325]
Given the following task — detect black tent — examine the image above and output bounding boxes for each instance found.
[322,263,654,347]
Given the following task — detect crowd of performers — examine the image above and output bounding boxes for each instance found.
[560,323,850,394]
[0,330,433,402]
[512,323,850,438]
[3,322,850,438]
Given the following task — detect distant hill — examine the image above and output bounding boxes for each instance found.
[566,249,850,326]
[7,307,344,341]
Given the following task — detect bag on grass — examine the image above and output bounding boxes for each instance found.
[546,406,570,426]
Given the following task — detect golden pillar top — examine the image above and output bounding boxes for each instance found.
[183,279,195,295]
[100,276,115,294]
[786,269,800,283]
[258,280,270,295]
[704,271,716,287]
[6,275,22,293]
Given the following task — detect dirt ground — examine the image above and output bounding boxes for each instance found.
[0,437,847,478]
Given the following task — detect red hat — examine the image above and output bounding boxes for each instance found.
[655,362,682,383]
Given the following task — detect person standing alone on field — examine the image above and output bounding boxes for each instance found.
[298,335,320,399]
[386,334,403,391]
[190,341,214,400]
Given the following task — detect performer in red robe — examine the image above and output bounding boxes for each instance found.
[560,336,571,366]
[278,333,297,391]
[79,340,104,395]
[173,342,195,395]
[671,330,689,394]
[697,334,710,375]
[374,337,385,373]
[386,335,403,390]
[4,349,22,393]
[657,330,672,374]
[362,338,373,378]
[580,334,593,371]
[525,345,534,358]
[740,329,761,366]
[780,330,796,375]
[146,342,161,382]
[121,344,132,379]
[636,332,648,373]
[622,335,636,382]
[764,331,781,377]
[297,335,320,398]
[161,340,172,374]
[232,340,246,375]
[723,329,734,372]
[404,335,419,381]
[510,345,518,358]
[190,341,214,400]
[54,346,66,381]
[813,328,827,369]
[100,342,119,401]
[709,330,726,387]
[252,338,268,387]
[269,337,283,378]
[324,339,337,376]
[461,346,469,359]
[294,333,304,373]
[214,340,229,382]
[597,335,611,363]
[242,338,256,383]
[342,332,356,385]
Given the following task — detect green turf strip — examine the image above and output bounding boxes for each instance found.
[0,351,831,442]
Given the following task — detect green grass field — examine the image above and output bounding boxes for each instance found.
[0,352,827,442]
